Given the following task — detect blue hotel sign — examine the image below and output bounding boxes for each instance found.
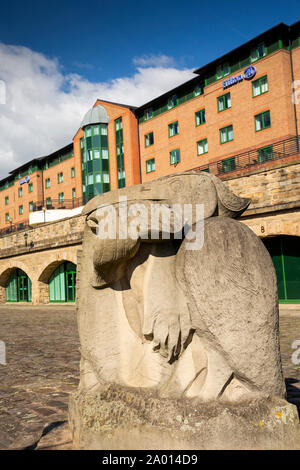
[19,175,30,185]
[223,66,256,89]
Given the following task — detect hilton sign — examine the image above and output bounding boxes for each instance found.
[222,65,256,89]
[19,175,30,185]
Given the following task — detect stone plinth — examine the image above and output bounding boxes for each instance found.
[69,385,300,450]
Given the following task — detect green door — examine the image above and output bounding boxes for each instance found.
[49,262,76,303]
[66,271,76,302]
[6,269,31,302]
[18,274,27,302]
[49,263,66,302]
[6,270,18,302]
[263,236,300,303]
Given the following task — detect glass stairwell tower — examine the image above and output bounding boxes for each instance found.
[80,105,111,203]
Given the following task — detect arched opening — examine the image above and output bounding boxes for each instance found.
[6,268,32,302]
[49,261,76,303]
[263,236,300,303]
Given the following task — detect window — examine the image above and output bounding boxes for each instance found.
[168,121,179,137]
[29,201,33,212]
[251,44,266,62]
[222,157,236,173]
[19,205,23,215]
[167,95,177,110]
[115,119,122,131]
[146,158,155,173]
[72,188,76,199]
[46,197,52,207]
[58,172,63,183]
[115,117,125,189]
[58,192,64,203]
[252,76,268,97]
[217,92,231,112]
[81,118,110,203]
[5,213,9,221]
[170,149,180,165]
[255,111,271,131]
[197,139,208,155]
[28,182,33,192]
[86,127,92,137]
[100,124,108,135]
[18,187,22,197]
[194,85,202,97]
[5,196,8,205]
[216,63,230,79]
[257,145,273,163]
[103,173,110,183]
[145,108,153,120]
[145,132,154,147]
[71,167,75,178]
[195,109,206,126]
[220,125,234,144]
[45,178,50,188]
[117,168,125,180]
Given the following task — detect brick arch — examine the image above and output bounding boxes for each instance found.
[259,224,300,238]
[0,262,33,288]
[243,215,300,239]
[38,259,77,284]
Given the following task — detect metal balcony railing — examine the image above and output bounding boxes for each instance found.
[0,220,31,238]
[32,197,85,212]
[0,198,85,239]
[191,135,300,176]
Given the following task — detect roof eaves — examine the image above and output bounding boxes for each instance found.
[135,75,200,115]
[8,143,73,176]
[193,22,288,75]
[96,98,138,111]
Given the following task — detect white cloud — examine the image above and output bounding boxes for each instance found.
[0,44,195,179]
[132,54,176,68]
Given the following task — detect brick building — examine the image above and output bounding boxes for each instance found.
[0,20,299,304]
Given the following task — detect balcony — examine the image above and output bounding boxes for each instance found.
[192,135,300,177]
[32,197,85,212]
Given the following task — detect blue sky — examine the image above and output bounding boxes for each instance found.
[0,0,299,178]
[1,0,299,82]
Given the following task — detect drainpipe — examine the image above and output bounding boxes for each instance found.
[289,35,299,153]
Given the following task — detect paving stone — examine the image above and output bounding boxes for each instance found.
[0,305,80,450]
[0,305,299,450]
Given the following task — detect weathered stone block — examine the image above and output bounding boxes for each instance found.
[69,386,300,450]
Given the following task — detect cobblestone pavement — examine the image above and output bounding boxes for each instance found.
[0,305,80,450]
[0,305,299,450]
